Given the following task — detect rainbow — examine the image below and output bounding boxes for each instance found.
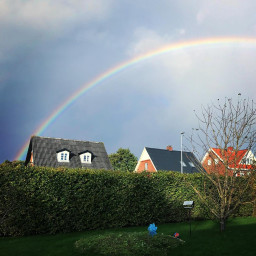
[15,36,256,160]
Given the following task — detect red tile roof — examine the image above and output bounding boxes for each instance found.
[211,147,253,170]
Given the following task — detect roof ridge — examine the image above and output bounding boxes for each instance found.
[32,135,102,144]
[211,147,248,151]
[145,147,191,153]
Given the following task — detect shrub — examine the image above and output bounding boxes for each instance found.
[74,232,183,256]
[0,162,253,236]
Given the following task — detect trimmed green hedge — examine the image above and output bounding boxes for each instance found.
[0,162,253,236]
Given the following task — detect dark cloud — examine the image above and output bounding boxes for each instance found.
[1,1,256,162]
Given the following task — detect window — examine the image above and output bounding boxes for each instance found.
[242,157,254,165]
[189,162,195,167]
[246,158,252,165]
[84,154,91,163]
[80,152,92,164]
[60,152,68,161]
[180,161,186,167]
[214,159,219,165]
[145,162,148,170]
[208,159,212,165]
[57,150,70,162]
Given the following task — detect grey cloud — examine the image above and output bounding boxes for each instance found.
[1,0,256,162]
[0,0,114,30]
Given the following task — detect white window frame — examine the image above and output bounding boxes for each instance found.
[145,162,148,170]
[214,159,219,165]
[208,159,212,165]
[80,152,92,164]
[246,158,252,165]
[57,150,70,163]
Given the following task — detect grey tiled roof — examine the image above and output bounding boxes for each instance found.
[25,136,112,170]
[146,147,200,174]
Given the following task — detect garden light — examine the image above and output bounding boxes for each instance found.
[183,201,194,236]
[183,201,194,209]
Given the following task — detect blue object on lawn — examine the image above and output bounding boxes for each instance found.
[173,232,180,238]
[148,223,157,237]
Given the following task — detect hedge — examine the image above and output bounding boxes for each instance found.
[0,161,253,236]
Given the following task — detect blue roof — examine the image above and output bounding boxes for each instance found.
[146,147,200,173]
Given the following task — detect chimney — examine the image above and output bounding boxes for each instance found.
[167,145,173,151]
[227,147,233,151]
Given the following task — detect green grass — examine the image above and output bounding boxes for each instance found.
[0,217,256,256]
[75,231,183,255]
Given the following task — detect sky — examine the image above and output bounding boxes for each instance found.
[1,0,256,163]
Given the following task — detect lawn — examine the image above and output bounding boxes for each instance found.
[0,217,256,256]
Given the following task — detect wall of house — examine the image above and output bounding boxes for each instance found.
[134,148,153,172]
[202,152,233,176]
[30,152,34,166]
[136,159,156,173]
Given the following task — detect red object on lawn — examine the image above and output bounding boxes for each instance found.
[173,232,179,238]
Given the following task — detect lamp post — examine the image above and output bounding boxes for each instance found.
[181,132,185,174]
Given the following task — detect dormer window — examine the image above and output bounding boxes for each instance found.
[57,149,70,162]
[80,152,92,164]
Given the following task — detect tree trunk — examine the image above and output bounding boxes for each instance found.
[220,219,225,232]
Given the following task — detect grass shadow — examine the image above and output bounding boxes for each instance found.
[0,217,256,256]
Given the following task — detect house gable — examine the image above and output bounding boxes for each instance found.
[201,149,232,175]
[134,147,157,173]
[240,150,256,166]
[29,150,34,166]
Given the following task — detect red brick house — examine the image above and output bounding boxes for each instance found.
[134,146,200,173]
[201,147,256,176]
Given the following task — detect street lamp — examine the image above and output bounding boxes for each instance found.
[181,132,185,174]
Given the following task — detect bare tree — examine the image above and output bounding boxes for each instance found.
[187,96,256,232]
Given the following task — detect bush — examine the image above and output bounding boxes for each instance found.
[74,232,183,256]
[0,162,253,236]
